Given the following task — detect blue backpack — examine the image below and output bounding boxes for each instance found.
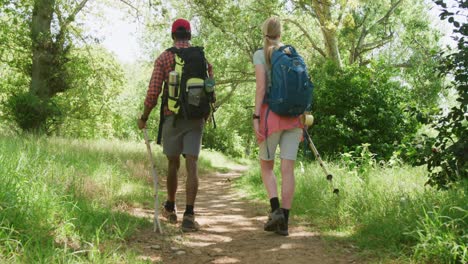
[266,45,313,116]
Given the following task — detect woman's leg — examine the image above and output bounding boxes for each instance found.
[280,159,295,209]
[278,127,301,209]
[259,133,285,232]
[276,128,301,236]
[260,159,277,199]
[259,132,281,207]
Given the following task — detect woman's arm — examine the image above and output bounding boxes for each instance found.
[254,64,267,115]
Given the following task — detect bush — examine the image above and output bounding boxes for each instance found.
[4,92,61,133]
[421,0,467,189]
[310,61,419,160]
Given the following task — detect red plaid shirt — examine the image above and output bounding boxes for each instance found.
[144,40,214,116]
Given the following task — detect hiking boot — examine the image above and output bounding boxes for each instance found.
[161,204,177,224]
[275,220,289,236]
[264,208,285,232]
[181,214,200,232]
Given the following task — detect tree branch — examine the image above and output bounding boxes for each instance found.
[216,78,255,85]
[392,62,413,68]
[336,0,349,28]
[360,32,394,54]
[55,0,88,49]
[283,18,327,58]
[215,83,239,108]
[373,0,404,28]
[119,0,142,19]
[63,0,89,30]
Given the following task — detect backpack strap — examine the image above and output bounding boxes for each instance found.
[265,108,271,159]
[166,47,185,125]
[166,48,184,76]
[157,84,167,145]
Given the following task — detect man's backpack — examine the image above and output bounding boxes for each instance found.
[266,45,313,116]
[157,47,215,145]
[166,46,214,120]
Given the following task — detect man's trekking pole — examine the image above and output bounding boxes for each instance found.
[143,128,163,233]
[301,115,339,195]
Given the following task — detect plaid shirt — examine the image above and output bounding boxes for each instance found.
[144,40,214,116]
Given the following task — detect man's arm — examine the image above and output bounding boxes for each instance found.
[138,57,165,129]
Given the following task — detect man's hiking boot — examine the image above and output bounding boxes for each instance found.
[275,220,289,236]
[264,208,285,232]
[162,203,177,224]
[181,214,200,232]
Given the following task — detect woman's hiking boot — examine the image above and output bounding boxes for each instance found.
[182,214,200,232]
[275,220,289,236]
[264,208,285,232]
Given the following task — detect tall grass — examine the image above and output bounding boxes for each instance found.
[0,135,165,263]
[236,157,467,263]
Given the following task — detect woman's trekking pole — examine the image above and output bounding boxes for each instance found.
[210,103,217,129]
[303,128,339,195]
[143,128,163,234]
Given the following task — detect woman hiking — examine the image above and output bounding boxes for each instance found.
[252,17,308,236]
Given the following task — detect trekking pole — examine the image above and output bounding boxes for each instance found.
[210,103,217,129]
[143,128,163,233]
[303,128,339,195]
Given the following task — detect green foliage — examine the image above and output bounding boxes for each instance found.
[340,143,377,180]
[412,205,468,263]
[52,46,126,138]
[0,135,155,262]
[423,0,468,188]
[4,92,61,133]
[311,61,419,160]
[202,86,256,157]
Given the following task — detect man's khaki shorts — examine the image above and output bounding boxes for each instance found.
[259,128,302,161]
[162,115,204,157]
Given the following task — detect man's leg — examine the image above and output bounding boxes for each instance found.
[184,154,199,215]
[161,155,180,223]
[166,155,180,204]
[161,116,183,223]
[180,119,203,232]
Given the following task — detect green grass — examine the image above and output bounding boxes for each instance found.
[235,158,468,263]
[0,134,235,263]
[2,134,466,263]
[0,135,153,262]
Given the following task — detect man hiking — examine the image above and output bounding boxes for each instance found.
[138,18,215,232]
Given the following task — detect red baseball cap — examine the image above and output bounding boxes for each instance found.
[171,18,191,33]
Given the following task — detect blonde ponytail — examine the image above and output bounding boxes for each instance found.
[262,17,282,68]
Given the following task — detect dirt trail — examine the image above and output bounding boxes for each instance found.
[127,168,359,264]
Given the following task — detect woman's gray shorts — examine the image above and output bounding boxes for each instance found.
[162,115,204,157]
[259,128,302,161]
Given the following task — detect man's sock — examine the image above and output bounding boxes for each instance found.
[184,205,194,216]
[270,197,280,212]
[282,208,290,224]
[164,200,175,212]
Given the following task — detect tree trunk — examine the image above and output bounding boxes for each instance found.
[312,0,342,68]
[31,0,56,100]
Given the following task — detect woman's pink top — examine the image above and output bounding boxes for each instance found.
[256,104,303,143]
